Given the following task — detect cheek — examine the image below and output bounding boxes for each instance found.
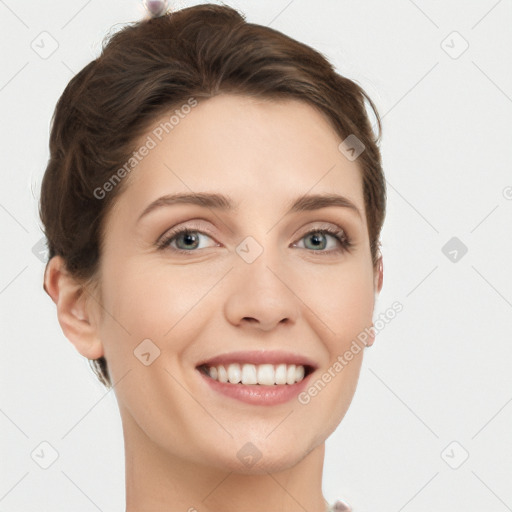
[104,258,173,322]
[98,261,212,359]
[299,261,375,340]
[299,267,372,431]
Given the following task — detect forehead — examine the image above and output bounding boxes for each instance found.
[112,94,365,221]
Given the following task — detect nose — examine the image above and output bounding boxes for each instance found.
[223,251,300,332]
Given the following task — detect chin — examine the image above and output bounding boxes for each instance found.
[211,448,310,475]
[199,431,320,475]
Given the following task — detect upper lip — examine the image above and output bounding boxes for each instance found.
[196,350,319,370]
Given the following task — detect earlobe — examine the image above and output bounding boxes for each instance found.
[44,256,104,360]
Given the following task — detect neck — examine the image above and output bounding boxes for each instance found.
[122,411,329,512]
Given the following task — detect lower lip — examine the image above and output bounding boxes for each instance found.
[197,369,313,406]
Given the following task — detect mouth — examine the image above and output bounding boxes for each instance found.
[197,362,315,386]
[195,351,318,405]
[195,350,318,394]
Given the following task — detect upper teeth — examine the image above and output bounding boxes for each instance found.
[205,363,306,385]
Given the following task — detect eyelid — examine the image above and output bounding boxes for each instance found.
[156,219,217,245]
[295,221,348,236]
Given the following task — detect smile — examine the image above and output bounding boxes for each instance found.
[198,363,314,386]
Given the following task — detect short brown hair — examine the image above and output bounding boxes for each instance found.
[39,3,386,389]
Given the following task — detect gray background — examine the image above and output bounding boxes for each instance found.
[1,0,511,510]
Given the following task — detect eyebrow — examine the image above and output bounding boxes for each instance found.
[137,192,362,222]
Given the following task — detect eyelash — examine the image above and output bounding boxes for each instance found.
[156,223,353,255]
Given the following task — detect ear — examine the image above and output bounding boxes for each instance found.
[43,256,104,360]
[366,255,383,348]
[374,254,383,296]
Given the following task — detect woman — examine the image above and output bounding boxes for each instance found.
[39,3,385,510]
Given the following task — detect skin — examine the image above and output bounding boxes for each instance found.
[45,94,383,512]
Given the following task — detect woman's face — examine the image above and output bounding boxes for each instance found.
[89,94,382,473]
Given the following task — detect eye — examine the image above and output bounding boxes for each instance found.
[293,226,353,255]
[157,226,219,253]
[157,224,353,255]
